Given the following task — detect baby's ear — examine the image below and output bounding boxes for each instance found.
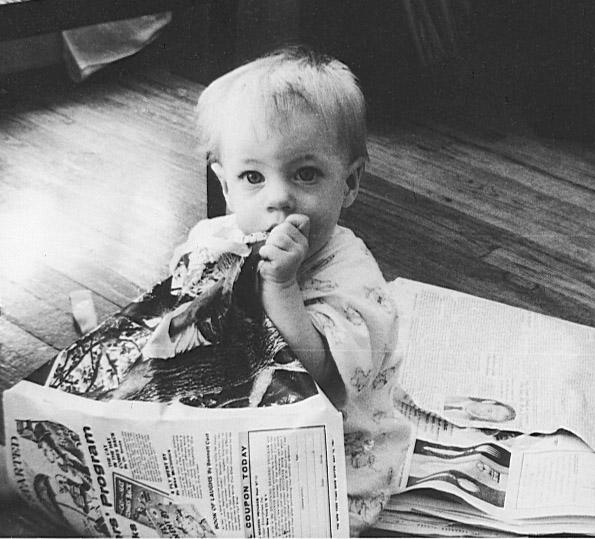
[209,162,233,207]
[342,157,365,208]
[210,162,227,193]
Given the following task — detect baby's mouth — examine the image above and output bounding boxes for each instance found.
[243,230,270,245]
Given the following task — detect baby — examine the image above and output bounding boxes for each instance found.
[0,47,410,534]
[181,46,411,534]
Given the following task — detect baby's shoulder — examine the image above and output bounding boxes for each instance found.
[323,226,380,271]
[300,226,385,290]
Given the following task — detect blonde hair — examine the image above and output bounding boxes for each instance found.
[196,46,368,164]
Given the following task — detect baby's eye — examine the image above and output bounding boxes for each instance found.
[296,167,320,183]
[239,171,264,184]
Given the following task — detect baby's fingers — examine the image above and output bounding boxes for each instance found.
[265,228,301,252]
[258,242,281,262]
[285,214,310,238]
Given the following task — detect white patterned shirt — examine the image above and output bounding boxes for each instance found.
[173,215,411,533]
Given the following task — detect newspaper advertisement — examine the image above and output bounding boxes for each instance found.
[3,381,349,538]
[391,278,595,450]
[383,400,595,535]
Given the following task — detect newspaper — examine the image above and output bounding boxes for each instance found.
[375,507,514,538]
[2,230,350,537]
[391,278,595,448]
[376,278,595,536]
[4,381,348,538]
[5,266,594,536]
[381,491,595,537]
[385,402,595,533]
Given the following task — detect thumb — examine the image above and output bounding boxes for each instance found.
[286,214,310,238]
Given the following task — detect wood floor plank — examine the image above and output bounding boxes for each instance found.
[0,150,203,266]
[35,251,146,309]
[357,172,506,259]
[407,102,595,191]
[0,258,121,322]
[0,180,169,295]
[0,150,198,265]
[0,277,81,351]
[345,172,595,326]
[369,112,595,203]
[0,317,58,389]
[411,118,595,206]
[367,133,595,267]
[0,101,205,231]
[0,185,147,308]
[482,246,595,327]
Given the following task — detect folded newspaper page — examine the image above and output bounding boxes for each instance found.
[2,231,350,537]
[381,490,595,537]
[378,391,595,535]
[407,403,595,520]
[381,279,595,536]
[4,381,347,538]
[391,278,595,450]
[375,505,514,538]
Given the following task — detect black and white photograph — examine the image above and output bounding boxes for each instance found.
[1,1,595,537]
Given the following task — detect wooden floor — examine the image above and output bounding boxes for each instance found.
[1,61,594,536]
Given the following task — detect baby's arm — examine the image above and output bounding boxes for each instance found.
[258,215,345,407]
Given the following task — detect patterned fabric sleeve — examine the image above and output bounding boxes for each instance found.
[299,227,398,419]
[299,227,411,534]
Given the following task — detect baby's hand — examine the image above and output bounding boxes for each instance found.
[258,214,310,286]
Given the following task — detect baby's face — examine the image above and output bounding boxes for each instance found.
[211,103,360,258]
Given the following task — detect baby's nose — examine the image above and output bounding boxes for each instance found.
[265,180,295,213]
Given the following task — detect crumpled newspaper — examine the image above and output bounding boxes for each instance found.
[47,231,318,408]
